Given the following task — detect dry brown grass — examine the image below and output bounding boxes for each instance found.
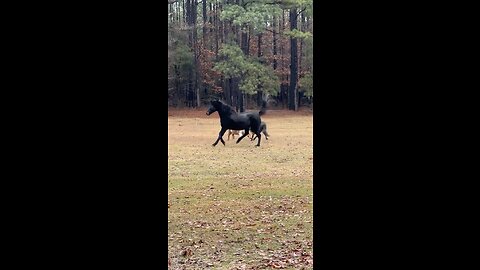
[168,109,313,269]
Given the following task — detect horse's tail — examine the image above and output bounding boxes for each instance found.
[259,100,267,116]
[263,125,269,137]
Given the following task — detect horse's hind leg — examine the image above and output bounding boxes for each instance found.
[236,128,250,144]
[213,128,227,146]
[255,132,262,147]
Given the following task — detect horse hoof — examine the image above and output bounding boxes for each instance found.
[212,144,216,147]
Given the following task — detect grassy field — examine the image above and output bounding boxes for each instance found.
[168,109,313,270]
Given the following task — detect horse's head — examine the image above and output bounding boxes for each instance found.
[206,99,221,115]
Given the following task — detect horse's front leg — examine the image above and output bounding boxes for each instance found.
[236,128,250,144]
[213,127,227,146]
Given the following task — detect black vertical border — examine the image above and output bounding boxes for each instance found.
[16,2,167,268]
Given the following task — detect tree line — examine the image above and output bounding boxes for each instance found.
[168,0,313,111]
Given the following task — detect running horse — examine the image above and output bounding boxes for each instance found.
[206,99,266,147]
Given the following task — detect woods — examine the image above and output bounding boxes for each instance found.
[168,0,313,110]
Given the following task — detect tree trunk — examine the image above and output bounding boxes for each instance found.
[239,28,249,112]
[257,33,263,106]
[209,2,214,52]
[238,90,244,112]
[280,10,287,108]
[175,66,180,107]
[193,0,200,108]
[220,2,227,104]
[215,1,220,60]
[298,91,304,108]
[202,0,207,45]
[299,12,304,79]
[230,78,237,111]
[220,4,224,44]
[187,0,192,107]
[271,16,279,108]
[272,15,277,70]
[298,11,305,109]
[241,32,248,54]
[223,77,230,105]
[184,0,198,108]
[234,0,246,113]
[288,8,298,111]
[182,0,186,26]
[247,26,252,55]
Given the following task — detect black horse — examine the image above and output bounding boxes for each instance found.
[206,99,266,147]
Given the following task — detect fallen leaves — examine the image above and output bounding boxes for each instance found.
[168,196,313,269]
[180,248,193,257]
[168,115,313,269]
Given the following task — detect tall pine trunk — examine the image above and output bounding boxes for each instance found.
[272,15,278,108]
[202,0,207,45]
[272,15,277,71]
[298,11,305,108]
[193,0,200,108]
[288,8,298,111]
[238,29,249,112]
[215,1,220,60]
[257,33,263,106]
[280,10,287,108]
[182,0,186,26]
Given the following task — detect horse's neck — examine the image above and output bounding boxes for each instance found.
[218,105,235,118]
[218,111,232,119]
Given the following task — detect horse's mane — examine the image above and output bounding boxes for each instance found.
[217,100,237,114]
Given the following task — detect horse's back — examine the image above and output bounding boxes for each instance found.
[220,112,261,130]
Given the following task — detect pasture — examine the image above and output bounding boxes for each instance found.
[168,109,313,269]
